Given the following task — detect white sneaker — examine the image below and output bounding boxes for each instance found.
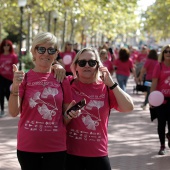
[0,111,5,118]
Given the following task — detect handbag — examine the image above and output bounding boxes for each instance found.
[149,107,158,122]
[136,84,147,92]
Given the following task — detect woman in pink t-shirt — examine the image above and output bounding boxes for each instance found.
[138,49,158,110]
[99,49,114,75]
[150,44,170,155]
[8,32,74,170]
[59,41,76,76]
[62,47,134,170]
[0,39,18,117]
[113,47,136,92]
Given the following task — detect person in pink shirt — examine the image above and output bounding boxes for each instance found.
[59,41,76,76]
[8,32,76,170]
[138,49,158,110]
[61,47,134,170]
[128,45,138,64]
[0,39,18,117]
[150,44,170,155]
[113,47,136,92]
[99,49,114,75]
[135,45,149,77]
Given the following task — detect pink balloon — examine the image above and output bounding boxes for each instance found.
[63,55,72,65]
[148,91,164,106]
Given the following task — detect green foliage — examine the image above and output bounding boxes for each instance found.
[21,53,34,71]
[143,0,170,41]
[0,0,139,46]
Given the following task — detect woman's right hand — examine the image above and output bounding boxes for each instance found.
[12,64,25,87]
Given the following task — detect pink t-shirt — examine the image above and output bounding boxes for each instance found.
[113,59,133,76]
[66,76,118,157]
[152,63,170,97]
[59,51,76,73]
[136,53,147,63]
[17,70,72,152]
[102,60,114,74]
[130,52,138,64]
[0,53,18,80]
[144,59,158,80]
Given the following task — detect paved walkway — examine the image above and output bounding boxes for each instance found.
[0,77,170,170]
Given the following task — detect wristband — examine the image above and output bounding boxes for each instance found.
[109,82,118,90]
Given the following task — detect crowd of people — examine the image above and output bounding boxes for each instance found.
[0,31,170,170]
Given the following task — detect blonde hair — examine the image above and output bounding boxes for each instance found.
[31,32,58,53]
[158,44,170,62]
[62,41,73,52]
[70,47,103,80]
[99,49,108,59]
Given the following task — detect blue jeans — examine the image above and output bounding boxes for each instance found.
[116,74,129,92]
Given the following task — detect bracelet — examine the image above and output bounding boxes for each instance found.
[10,91,19,96]
[109,82,118,90]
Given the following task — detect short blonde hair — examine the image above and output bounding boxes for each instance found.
[70,47,103,80]
[31,32,58,53]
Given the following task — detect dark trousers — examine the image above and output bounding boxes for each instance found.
[65,153,111,170]
[0,75,12,111]
[156,101,170,146]
[17,150,66,170]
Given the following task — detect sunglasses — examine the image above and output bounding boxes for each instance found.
[164,50,170,54]
[76,60,98,67]
[35,46,57,55]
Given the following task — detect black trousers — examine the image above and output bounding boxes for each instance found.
[65,153,111,170]
[156,101,170,146]
[17,150,66,170]
[0,75,12,111]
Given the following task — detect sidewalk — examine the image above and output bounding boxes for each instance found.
[0,77,170,170]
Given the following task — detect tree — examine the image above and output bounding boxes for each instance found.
[0,0,139,48]
[143,0,170,41]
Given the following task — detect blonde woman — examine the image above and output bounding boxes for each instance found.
[58,47,134,170]
[8,32,74,170]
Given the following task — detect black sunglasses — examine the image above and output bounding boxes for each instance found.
[76,60,98,67]
[35,46,57,55]
[164,50,170,54]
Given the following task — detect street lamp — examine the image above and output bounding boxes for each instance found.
[18,0,27,70]
[52,11,58,35]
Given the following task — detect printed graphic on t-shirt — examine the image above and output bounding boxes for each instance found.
[165,76,170,85]
[0,60,12,72]
[63,55,72,65]
[81,100,104,130]
[23,85,61,132]
[68,128,101,142]
[68,88,109,142]
[24,120,58,132]
[29,87,58,120]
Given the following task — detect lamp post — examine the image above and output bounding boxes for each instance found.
[52,11,58,35]
[18,0,27,70]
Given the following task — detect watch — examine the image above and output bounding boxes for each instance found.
[109,82,118,90]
